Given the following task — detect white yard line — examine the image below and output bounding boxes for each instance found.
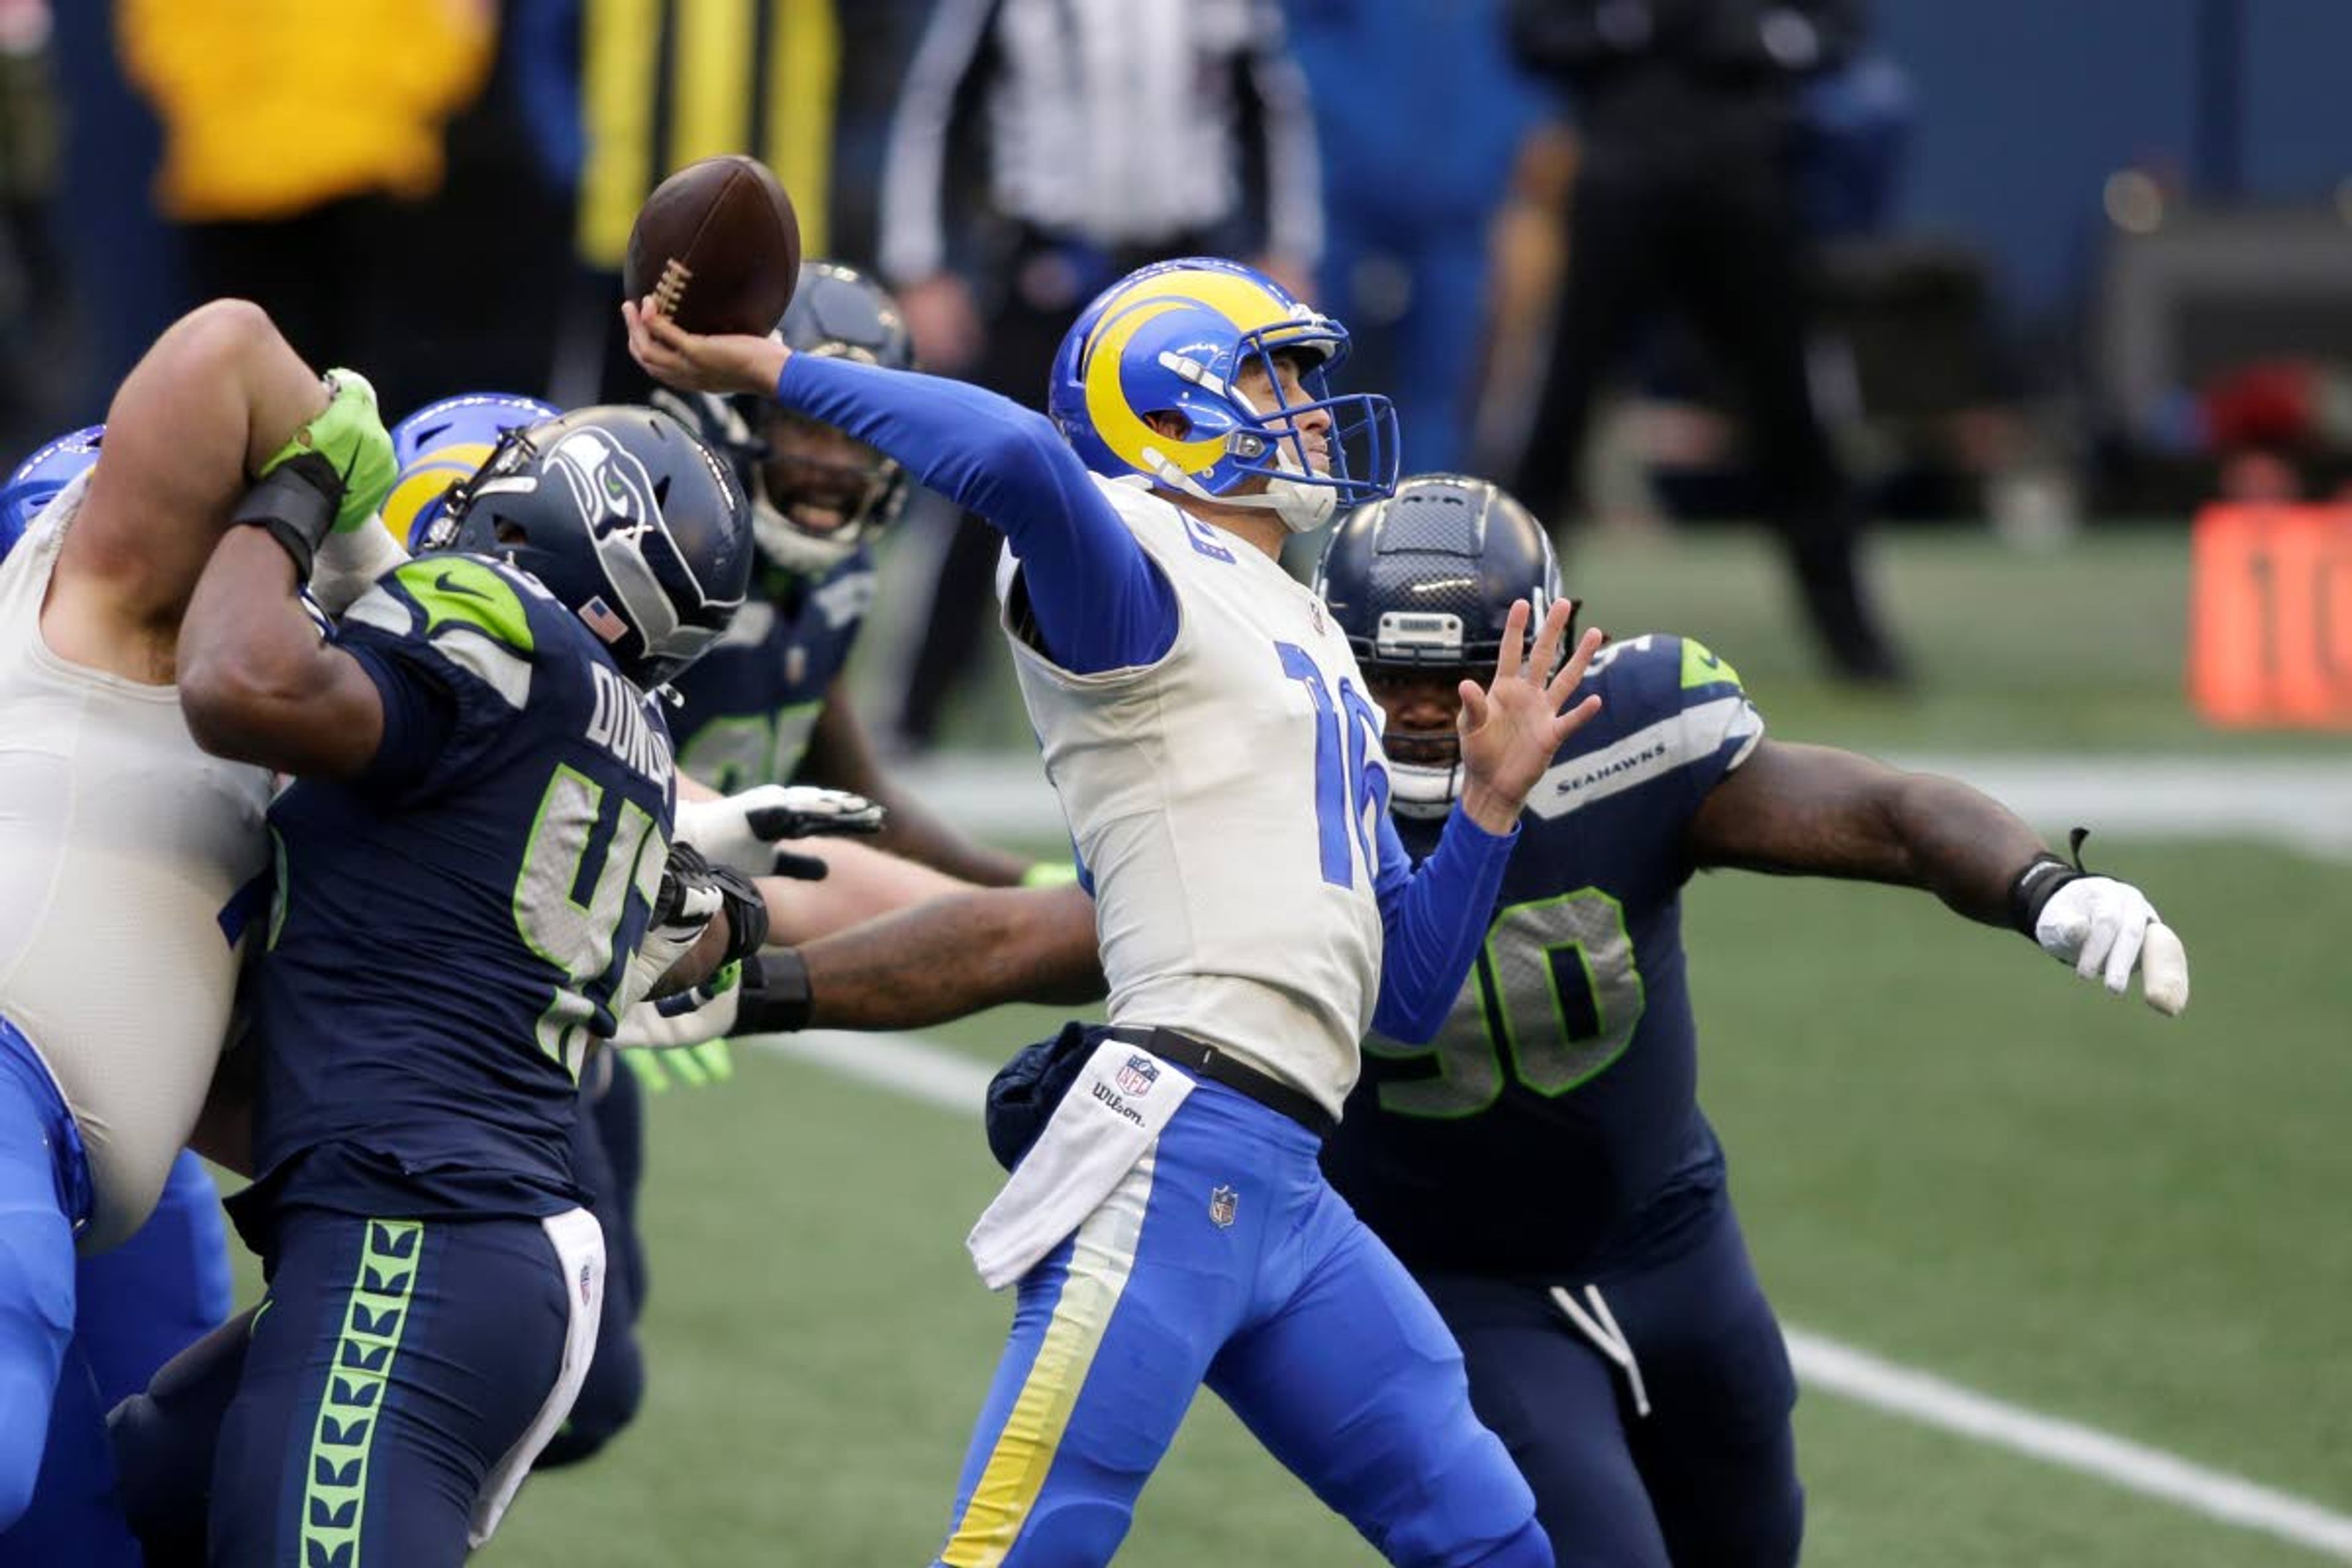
[891,752,2352,859]
[752,1027,2352,1561]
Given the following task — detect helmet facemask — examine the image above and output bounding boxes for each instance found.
[747,407,907,576]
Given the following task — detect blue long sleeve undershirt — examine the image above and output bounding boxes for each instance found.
[774,354,1176,673]
[775,352,1515,1043]
[1370,803,1518,1042]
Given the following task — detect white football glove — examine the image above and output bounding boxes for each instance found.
[675,785,886,876]
[614,960,747,1052]
[2033,876,2191,1016]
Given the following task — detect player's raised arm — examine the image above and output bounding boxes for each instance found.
[1369,602,1607,1042]
[623,300,1175,675]
[176,384,403,778]
[1686,741,2190,1014]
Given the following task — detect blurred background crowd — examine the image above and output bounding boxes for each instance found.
[5,0,2349,735]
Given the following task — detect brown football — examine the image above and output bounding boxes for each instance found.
[623,154,802,337]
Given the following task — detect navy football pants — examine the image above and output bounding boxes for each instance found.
[205,1207,597,1567]
[537,1064,644,1468]
[1418,1198,1803,1568]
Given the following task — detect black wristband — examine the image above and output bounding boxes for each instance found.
[710,865,771,965]
[2007,827,2095,937]
[231,454,342,581]
[735,949,812,1034]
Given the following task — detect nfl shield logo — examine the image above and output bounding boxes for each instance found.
[1208,1186,1238,1228]
[1116,1055,1159,1096]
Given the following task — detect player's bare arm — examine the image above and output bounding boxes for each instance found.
[792,882,1106,1030]
[48,301,336,680]
[178,499,390,778]
[1687,738,2190,1012]
[1683,739,2043,925]
[802,688,1031,886]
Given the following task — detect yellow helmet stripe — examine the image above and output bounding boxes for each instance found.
[1081,298,1226,481]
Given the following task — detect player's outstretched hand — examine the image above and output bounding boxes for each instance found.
[677,785,886,876]
[1455,599,1605,834]
[2033,876,2191,1016]
[622,297,788,399]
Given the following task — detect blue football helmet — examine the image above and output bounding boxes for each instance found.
[421,405,754,688]
[1047,257,1398,531]
[657,260,914,578]
[1,425,105,560]
[1314,474,1566,815]
[385,393,562,549]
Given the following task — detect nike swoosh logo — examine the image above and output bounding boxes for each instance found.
[434,570,492,601]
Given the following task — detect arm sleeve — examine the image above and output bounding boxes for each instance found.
[1368,804,1519,1043]
[775,353,1176,673]
[878,0,1002,285]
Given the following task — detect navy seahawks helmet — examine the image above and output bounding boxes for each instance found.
[660,260,913,578]
[422,405,753,687]
[1314,474,1566,813]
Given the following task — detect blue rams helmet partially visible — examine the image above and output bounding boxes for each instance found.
[1314,474,1565,815]
[1,425,104,560]
[385,393,562,549]
[1048,258,1399,531]
[421,405,754,688]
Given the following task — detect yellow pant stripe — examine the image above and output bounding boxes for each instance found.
[941,1154,1156,1568]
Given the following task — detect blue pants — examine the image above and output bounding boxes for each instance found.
[7,1151,232,1566]
[77,1152,235,1407]
[207,1207,586,1568]
[0,1016,89,1537]
[939,1083,1546,1567]
[1417,1198,1803,1568]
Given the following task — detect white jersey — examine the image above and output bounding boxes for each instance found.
[1005,477,1385,1120]
[0,474,271,1248]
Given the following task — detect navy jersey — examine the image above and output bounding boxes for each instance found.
[1323,635,1763,1278]
[668,552,874,790]
[240,556,676,1234]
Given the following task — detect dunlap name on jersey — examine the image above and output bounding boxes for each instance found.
[588,663,673,786]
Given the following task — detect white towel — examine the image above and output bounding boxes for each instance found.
[967,1039,1194,1290]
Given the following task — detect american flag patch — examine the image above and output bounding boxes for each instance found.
[578,597,628,644]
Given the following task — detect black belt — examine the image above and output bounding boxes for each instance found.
[1106,1026,1337,1140]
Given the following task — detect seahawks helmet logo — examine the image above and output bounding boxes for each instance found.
[543,429,662,541]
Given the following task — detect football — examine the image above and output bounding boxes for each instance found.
[623,154,802,337]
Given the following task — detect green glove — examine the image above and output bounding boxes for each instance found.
[622,1038,736,1093]
[258,369,398,536]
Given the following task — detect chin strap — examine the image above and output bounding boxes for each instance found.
[1142,448,1336,534]
[1387,758,1461,818]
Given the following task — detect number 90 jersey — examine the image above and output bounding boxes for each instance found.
[1323,635,1763,1277]
[243,557,675,1232]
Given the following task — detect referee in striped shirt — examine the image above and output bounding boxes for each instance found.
[876,0,1324,753]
